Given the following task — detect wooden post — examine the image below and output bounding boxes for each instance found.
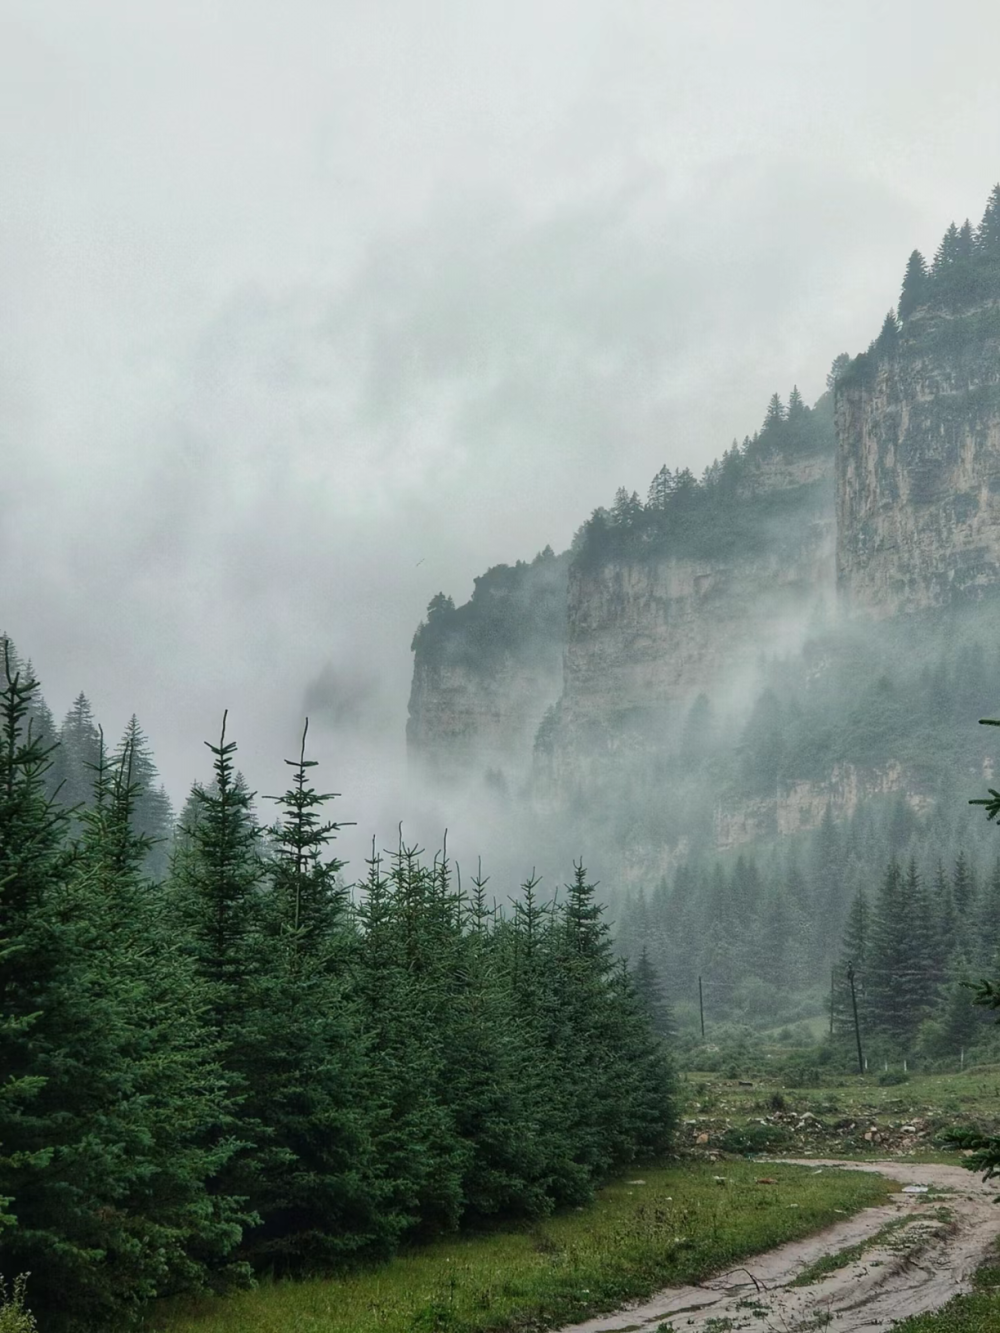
[698,976,705,1039]
[847,962,864,1076]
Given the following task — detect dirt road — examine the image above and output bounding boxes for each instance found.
[553,1159,1000,1333]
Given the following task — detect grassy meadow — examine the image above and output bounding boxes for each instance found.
[147,1160,891,1333]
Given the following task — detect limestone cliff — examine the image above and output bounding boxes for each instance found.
[405,219,1000,866]
[537,414,837,797]
[837,300,1000,616]
[407,549,568,786]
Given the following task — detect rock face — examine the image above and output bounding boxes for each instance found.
[559,514,834,734]
[407,550,568,786]
[837,302,1000,616]
[534,428,837,803]
[407,649,563,788]
[714,762,934,850]
[406,287,1000,856]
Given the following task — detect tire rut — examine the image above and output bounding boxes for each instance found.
[552,1159,1000,1333]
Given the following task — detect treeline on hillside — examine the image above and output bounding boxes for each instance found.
[566,605,1000,885]
[614,780,1000,1034]
[410,545,569,675]
[22,682,174,880]
[837,183,1000,390]
[0,639,675,1332]
[572,383,834,569]
[832,854,1000,1062]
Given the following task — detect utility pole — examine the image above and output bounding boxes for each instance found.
[698,976,705,1039]
[829,967,835,1037]
[847,962,864,1076]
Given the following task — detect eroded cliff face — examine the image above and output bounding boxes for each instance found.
[714,762,933,850]
[837,302,1000,616]
[407,650,562,787]
[539,471,836,795]
[407,550,568,786]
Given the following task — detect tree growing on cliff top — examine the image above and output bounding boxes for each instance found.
[898,249,929,321]
[763,392,786,427]
[976,184,1000,257]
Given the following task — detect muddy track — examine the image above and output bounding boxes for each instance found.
[553,1160,1000,1333]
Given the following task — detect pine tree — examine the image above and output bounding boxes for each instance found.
[826,353,851,392]
[646,465,674,510]
[166,713,277,1244]
[952,852,978,958]
[835,888,872,1037]
[443,863,550,1225]
[933,860,959,978]
[957,218,976,260]
[763,392,786,428]
[898,249,929,321]
[632,945,675,1037]
[235,721,383,1269]
[56,692,101,818]
[932,221,961,275]
[66,730,249,1316]
[550,863,675,1177]
[976,858,1000,974]
[875,309,900,354]
[867,860,932,1045]
[353,844,466,1240]
[976,184,1000,258]
[787,385,805,419]
[0,644,242,1331]
[611,488,643,527]
[739,690,785,793]
[114,717,174,879]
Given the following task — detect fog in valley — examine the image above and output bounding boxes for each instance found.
[16,7,1000,1331]
[4,2,1000,886]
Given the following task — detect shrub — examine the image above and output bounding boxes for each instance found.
[0,1277,37,1333]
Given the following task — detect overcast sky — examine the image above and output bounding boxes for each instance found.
[2,0,1000,875]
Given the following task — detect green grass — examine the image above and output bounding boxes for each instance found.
[146,1162,892,1333]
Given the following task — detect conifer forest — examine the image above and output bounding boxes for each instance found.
[11,9,1000,1333]
[0,640,674,1330]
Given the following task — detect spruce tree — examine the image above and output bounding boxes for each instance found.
[976,184,1000,254]
[353,844,466,1240]
[952,851,978,958]
[55,692,101,818]
[875,309,900,354]
[443,863,549,1225]
[0,645,238,1331]
[166,714,278,1245]
[763,392,786,429]
[835,888,871,1037]
[64,731,248,1317]
[932,221,961,275]
[237,721,383,1269]
[898,249,929,321]
[632,945,675,1037]
[976,858,1000,974]
[867,860,932,1045]
[115,716,174,879]
[646,465,674,510]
